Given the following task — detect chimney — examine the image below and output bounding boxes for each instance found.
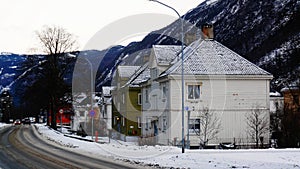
[201,23,214,39]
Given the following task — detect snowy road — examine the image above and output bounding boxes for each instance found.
[0,125,144,169]
[1,123,300,169]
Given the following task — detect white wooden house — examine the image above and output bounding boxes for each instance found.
[100,86,115,135]
[141,38,273,148]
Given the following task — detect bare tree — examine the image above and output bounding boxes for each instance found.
[197,107,221,148]
[36,25,78,55]
[246,105,269,148]
[36,25,78,130]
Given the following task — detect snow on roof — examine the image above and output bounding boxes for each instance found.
[130,68,150,87]
[161,39,272,76]
[280,86,300,93]
[102,86,115,96]
[123,63,150,88]
[73,92,87,104]
[117,66,140,78]
[270,91,282,97]
[0,87,10,93]
[153,45,182,66]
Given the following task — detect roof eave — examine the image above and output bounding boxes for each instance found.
[167,74,273,80]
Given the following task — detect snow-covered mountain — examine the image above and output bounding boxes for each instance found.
[0,0,299,112]
[112,0,299,91]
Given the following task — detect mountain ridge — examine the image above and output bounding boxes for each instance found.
[0,0,299,114]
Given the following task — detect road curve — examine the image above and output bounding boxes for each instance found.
[0,125,145,169]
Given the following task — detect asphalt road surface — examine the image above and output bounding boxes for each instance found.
[0,125,145,169]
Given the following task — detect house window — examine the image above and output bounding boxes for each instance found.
[294,95,299,105]
[138,93,142,105]
[145,89,149,103]
[161,83,167,99]
[122,93,125,104]
[189,119,200,134]
[188,85,201,100]
[162,117,167,131]
[114,116,120,125]
[80,111,85,117]
[137,117,142,128]
[103,105,107,118]
[122,117,125,126]
[146,118,151,129]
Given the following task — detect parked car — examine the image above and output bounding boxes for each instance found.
[14,119,21,125]
[23,118,31,125]
[219,142,236,149]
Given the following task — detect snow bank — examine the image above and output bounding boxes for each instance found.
[0,123,10,130]
[35,124,300,169]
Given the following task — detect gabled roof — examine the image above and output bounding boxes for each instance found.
[161,39,272,76]
[123,63,150,88]
[117,66,140,78]
[153,45,182,66]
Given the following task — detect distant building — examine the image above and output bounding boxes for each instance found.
[269,91,284,114]
[281,87,300,112]
[111,66,142,141]
[100,86,115,135]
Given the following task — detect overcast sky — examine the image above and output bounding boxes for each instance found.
[0,0,203,54]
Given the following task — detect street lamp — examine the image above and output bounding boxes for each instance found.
[78,56,94,140]
[149,0,185,153]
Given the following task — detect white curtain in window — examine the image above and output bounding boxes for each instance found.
[195,85,200,99]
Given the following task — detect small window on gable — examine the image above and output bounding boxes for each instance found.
[150,68,158,79]
[188,84,201,100]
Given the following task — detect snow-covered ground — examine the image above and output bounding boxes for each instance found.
[0,123,10,129]
[31,124,300,169]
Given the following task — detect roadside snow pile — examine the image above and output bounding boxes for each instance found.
[0,123,10,129]
[36,124,79,148]
[35,124,300,169]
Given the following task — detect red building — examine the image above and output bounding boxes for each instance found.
[49,106,73,126]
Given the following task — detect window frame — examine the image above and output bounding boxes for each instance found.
[161,83,167,99]
[137,116,142,128]
[138,93,142,105]
[122,116,125,127]
[162,116,167,131]
[145,88,149,103]
[122,93,125,104]
[188,118,200,134]
[187,83,202,100]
